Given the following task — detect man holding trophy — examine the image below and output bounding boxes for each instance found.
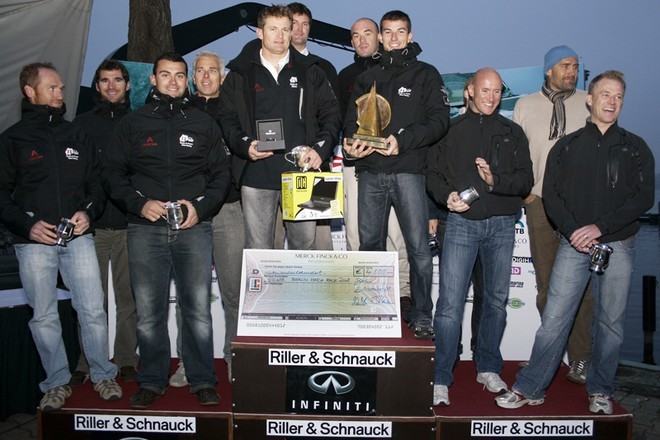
[497,71,655,415]
[343,10,449,339]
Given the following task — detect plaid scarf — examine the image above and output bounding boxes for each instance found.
[542,83,576,140]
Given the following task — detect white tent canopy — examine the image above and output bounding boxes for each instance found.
[0,0,92,132]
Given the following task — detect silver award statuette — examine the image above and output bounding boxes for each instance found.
[459,186,480,205]
[589,243,613,273]
[55,218,75,246]
[165,202,184,230]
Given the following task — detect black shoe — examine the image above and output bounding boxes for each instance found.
[119,366,138,382]
[69,370,89,387]
[195,387,220,406]
[130,388,163,409]
[410,321,435,340]
[400,296,412,323]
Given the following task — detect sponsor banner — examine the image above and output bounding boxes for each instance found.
[74,414,196,434]
[269,349,396,368]
[286,367,377,415]
[471,420,593,437]
[266,419,392,437]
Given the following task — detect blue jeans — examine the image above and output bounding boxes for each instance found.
[357,172,432,324]
[128,223,216,393]
[15,235,117,392]
[434,213,515,386]
[513,236,635,399]
[241,186,316,250]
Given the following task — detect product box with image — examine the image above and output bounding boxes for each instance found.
[281,172,343,220]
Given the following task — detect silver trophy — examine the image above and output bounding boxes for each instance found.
[55,218,75,247]
[285,145,310,172]
[164,202,184,230]
[589,243,613,273]
[459,186,480,205]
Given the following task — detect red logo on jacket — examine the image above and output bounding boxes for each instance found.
[143,136,158,147]
[28,150,44,161]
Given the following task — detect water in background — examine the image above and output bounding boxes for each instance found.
[621,222,659,364]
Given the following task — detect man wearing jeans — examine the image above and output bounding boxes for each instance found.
[0,62,122,411]
[104,52,231,408]
[496,70,654,415]
[427,68,532,406]
[343,10,449,339]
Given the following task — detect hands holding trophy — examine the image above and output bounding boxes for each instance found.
[345,82,393,155]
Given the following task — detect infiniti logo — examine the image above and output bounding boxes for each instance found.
[308,371,355,395]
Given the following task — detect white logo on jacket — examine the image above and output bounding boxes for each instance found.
[290,76,298,88]
[398,87,411,97]
[65,147,79,160]
[179,134,194,148]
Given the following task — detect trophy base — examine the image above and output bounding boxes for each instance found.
[346,134,389,150]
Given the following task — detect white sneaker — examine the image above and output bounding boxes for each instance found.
[433,384,450,406]
[169,362,188,387]
[496,390,544,409]
[589,393,612,415]
[476,372,508,393]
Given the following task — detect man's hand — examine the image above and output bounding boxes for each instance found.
[376,134,399,156]
[141,199,167,222]
[475,157,494,187]
[446,191,470,213]
[299,147,323,171]
[248,140,274,161]
[29,220,58,245]
[343,137,375,159]
[70,211,91,235]
[570,224,602,253]
[177,199,199,229]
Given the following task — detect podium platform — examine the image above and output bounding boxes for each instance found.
[38,323,632,439]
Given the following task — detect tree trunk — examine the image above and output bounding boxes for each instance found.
[127,0,174,63]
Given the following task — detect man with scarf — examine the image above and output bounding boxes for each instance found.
[72,60,138,386]
[513,45,593,383]
[104,52,231,409]
[343,10,449,339]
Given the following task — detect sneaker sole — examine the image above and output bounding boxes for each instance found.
[566,374,586,385]
[476,378,507,394]
[497,398,544,409]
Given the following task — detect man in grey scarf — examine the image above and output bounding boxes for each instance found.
[512,45,593,384]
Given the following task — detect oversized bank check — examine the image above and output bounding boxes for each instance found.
[237,250,401,338]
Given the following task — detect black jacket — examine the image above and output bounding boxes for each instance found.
[543,121,655,243]
[0,100,105,242]
[338,53,379,119]
[427,107,533,220]
[343,42,450,174]
[74,93,131,229]
[103,88,231,226]
[218,39,341,187]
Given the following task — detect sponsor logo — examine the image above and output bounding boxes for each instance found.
[296,175,307,190]
[397,86,411,97]
[254,83,264,92]
[508,298,525,309]
[289,76,298,88]
[248,277,262,291]
[510,281,524,289]
[511,266,521,275]
[512,256,533,264]
[143,136,157,147]
[65,147,79,161]
[28,150,44,161]
[179,134,194,148]
[308,371,355,395]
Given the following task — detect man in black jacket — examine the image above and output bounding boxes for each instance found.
[343,10,449,339]
[72,60,138,385]
[218,5,341,251]
[428,68,532,406]
[0,62,122,411]
[497,70,655,415]
[104,52,231,409]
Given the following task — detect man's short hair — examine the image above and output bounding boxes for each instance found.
[152,52,188,75]
[380,10,411,32]
[19,62,56,97]
[257,4,293,29]
[287,2,311,20]
[588,70,626,95]
[93,60,129,85]
[193,51,225,74]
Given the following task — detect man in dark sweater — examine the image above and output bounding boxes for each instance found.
[72,60,138,386]
[497,70,655,415]
[428,68,532,406]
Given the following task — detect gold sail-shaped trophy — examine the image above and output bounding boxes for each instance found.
[346,82,391,149]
